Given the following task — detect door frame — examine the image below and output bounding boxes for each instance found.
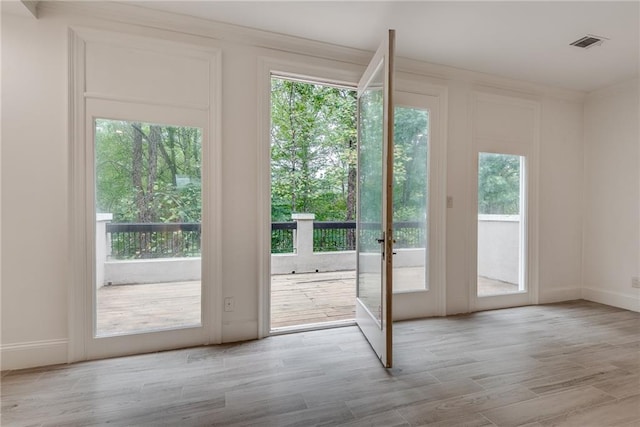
[257,58,364,338]
[257,58,448,337]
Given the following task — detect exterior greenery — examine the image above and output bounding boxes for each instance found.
[95,119,203,258]
[271,78,432,225]
[95,119,202,224]
[270,78,358,222]
[478,153,521,215]
[95,81,522,258]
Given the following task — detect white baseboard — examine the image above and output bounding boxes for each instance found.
[539,287,582,304]
[1,339,68,371]
[582,287,640,312]
[222,320,258,343]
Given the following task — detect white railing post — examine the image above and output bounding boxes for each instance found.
[96,213,113,288]
[291,213,315,260]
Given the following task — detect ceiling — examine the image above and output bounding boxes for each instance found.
[5,1,638,92]
[126,1,639,93]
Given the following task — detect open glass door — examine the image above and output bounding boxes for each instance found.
[356,29,395,368]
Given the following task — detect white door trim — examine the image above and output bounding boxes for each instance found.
[256,56,448,337]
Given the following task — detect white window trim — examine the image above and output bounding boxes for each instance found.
[68,27,222,362]
[468,91,540,312]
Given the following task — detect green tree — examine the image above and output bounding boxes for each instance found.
[393,107,429,221]
[478,153,521,215]
[270,78,357,221]
[95,119,202,223]
[271,78,433,228]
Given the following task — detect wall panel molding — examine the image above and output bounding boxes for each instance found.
[1,339,68,371]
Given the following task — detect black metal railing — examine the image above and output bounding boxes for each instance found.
[106,220,425,259]
[393,221,427,248]
[106,222,201,259]
[271,222,296,254]
[314,221,425,252]
[313,221,356,252]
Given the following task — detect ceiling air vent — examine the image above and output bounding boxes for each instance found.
[570,34,608,49]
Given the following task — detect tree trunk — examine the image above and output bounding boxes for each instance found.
[131,123,145,222]
[289,83,297,213]
[346,137,357,221]
[131,123,150,257]
[346,137,357,249]
[147,125,160,221]
[159,129,178,187]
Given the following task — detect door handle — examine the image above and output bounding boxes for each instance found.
[377,234,385,259]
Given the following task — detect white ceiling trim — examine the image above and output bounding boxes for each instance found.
[39,1,585,102]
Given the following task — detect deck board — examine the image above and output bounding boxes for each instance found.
[96,269,519,334]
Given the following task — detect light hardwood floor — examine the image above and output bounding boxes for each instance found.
[2,300,639,426]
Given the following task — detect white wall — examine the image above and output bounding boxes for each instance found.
[538,96,585,304]
[1,12,70,369]
[1,3,587,369]
[582,79,640,312]
[477,216,520,285]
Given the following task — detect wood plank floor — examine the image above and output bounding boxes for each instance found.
[96,270,517,333]
[2,300,639,426]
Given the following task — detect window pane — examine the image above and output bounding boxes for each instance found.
[95,119,202,336]
[393,106,429,291]
[477,152,524,297]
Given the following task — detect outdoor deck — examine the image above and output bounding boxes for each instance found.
[96,270,518,335]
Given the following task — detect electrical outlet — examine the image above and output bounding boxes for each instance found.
[224,297,235,312]
[632,277,640,289]
[447,196,454,209]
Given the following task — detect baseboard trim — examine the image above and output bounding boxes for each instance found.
[539,287,582,304]
[222,320,258,343]
[582,287,640,312]
[1,339,69,371]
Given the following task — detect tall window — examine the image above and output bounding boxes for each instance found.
[95,119,203,336]
[477,152,525,297]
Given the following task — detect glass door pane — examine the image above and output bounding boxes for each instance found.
[477,152,525,297]
[356,29,394,368]
[95,119,202,336]
[358,61,385,322]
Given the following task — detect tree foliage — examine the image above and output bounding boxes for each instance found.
[478,153,521,215]
[96,82,521,233]
[271,79,432,226]
[95,119,202,223]
[393,107,429,221]
[270,78,357,221]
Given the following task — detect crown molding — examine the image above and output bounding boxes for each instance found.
[39,1,373,65]
[38,0,585,103]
